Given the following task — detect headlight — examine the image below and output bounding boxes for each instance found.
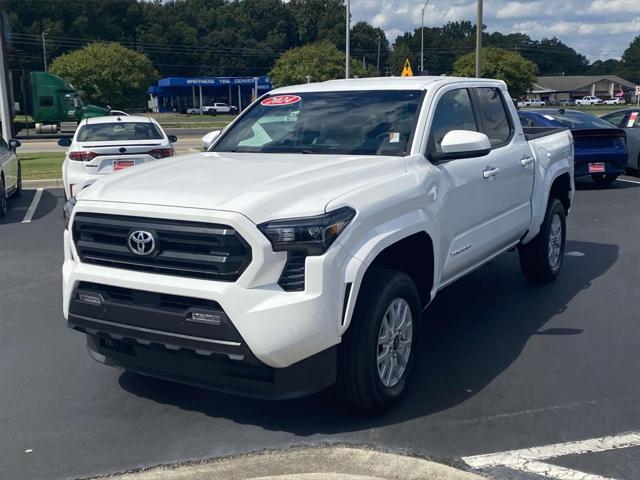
[258,207,356,255]
[63,196,77,229]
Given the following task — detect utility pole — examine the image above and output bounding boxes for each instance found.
[421,0,431,73]
[345,0,350,78]
[475,0,483,78]
[0,12,13,141]
[376,36,381,77]
[41,30,48,72]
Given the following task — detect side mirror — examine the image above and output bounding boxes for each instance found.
[167,135,178,143]
[9,139,21,150]
[202,130,221,150]
[429,130,491,163]
[58,137,72,147]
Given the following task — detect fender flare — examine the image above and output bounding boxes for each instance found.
[339,209,438,334]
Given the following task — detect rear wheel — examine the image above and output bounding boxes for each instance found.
[0,177,7,218]
[591,173,618,186]
[336,268,420,413]
[518,197,566,284]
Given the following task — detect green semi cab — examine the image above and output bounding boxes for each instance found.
[22,72,110,134]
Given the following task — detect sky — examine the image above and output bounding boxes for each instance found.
[350,0,640,61]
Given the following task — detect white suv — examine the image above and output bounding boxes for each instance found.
[63,77,574,412]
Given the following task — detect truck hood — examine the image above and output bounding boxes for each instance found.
[79,152,405,224]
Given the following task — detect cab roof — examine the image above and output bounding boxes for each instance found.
[270,76,507,94]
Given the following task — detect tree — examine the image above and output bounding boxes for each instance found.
[619,35,640,84]
[351,21,390,74]
[269,40,364,87]
[50,42,158,108]
[453,47,538,97]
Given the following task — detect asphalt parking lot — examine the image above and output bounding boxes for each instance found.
[0,177,639,480]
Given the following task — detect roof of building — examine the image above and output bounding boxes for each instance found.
[532,75,636,93]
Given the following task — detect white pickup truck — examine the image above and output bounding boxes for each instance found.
[575,96,603,106]
[62,77,574,413]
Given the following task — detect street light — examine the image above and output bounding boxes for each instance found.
[420,0,431,73]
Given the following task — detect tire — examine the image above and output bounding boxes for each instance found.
[0,177,7,218]
[14,162,22,197]
[591,173,618,186]
[336,268,420,413]
[518,197,566,284]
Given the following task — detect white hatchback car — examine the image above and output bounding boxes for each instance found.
[60,116,176,199]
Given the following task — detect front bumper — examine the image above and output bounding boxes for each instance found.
[86,335,336,399]
[63,201,358,370]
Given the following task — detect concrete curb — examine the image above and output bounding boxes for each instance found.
[23,178,63,189]
[93,446,486,480]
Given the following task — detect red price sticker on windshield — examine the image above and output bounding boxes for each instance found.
[261,95,301,106]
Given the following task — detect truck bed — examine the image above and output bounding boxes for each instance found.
[523,127,568,141]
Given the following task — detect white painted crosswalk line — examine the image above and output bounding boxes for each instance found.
[463,431,640,480]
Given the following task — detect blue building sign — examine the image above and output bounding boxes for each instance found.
[148,76,273,113]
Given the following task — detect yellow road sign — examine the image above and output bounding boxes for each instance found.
[401,59,414,77]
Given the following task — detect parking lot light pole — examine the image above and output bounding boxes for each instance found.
[421,0,431,73]
[475,0,483,77]
[345,0,350,78]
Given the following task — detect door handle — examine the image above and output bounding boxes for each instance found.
[483,167,500,179]
[520,156,534,167]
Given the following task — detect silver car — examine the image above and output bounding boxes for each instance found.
[601,109,640,175]
[0,137,22,218]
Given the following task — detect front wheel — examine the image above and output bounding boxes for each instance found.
[591,173,618,186]
[519,198,566,284]
[336,268,420,413]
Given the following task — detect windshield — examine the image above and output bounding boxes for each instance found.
[212,90,423,156]
[76,122,164,141]
[546,112,615,129]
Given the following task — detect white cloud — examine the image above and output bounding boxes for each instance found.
[349,0,640,60]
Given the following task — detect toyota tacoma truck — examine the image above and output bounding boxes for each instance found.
[62,77,574,413]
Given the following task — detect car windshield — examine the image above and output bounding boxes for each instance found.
[76,122,164,141]
[545,112,615,129]
[212,90,423,156]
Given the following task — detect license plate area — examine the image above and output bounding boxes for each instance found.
[113,160,136,171]
[588,162,605,173]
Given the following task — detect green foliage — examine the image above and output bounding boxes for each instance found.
[268,41,365,87]
[618,35,640,84]
[452,47,538,97]
[50,42,158,108]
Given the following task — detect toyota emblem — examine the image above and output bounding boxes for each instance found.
[128,230,156,256]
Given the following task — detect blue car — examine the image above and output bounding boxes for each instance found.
[518,109,627,186]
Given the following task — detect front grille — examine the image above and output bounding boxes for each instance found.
[278,252,306,291]
[72,213,251,281]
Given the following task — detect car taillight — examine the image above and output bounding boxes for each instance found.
[148,148,174,159]
[69,151,97,162]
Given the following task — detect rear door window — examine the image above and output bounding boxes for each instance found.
[476,87,513,147]
[428,88,478,153]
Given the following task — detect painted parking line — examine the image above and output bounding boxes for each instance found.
[463,431,640,480]
[618,178,640,185]
[21,188,43,224]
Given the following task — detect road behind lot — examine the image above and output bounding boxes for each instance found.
[0,178,638,480]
